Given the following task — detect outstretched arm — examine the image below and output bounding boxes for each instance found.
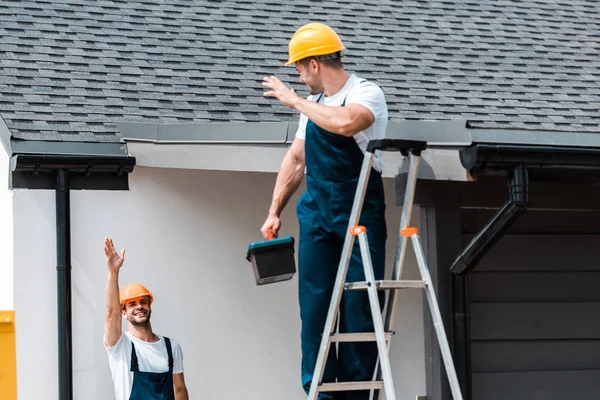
[104,238,125,347]
[262,75,375,137]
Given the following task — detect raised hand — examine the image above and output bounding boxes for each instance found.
[262,75,300,108]
[104,237,125,274]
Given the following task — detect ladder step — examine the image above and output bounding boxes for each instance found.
[319,381,384,392]
[345,280,427,290]
[330,332,394,342]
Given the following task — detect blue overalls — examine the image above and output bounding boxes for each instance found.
[128,337,176,400]
[296,90,387,400]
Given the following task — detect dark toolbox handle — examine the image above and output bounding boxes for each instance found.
[367,139,427,156]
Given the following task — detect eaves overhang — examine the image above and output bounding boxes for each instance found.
[117,119,473,180]
[117,120,473,146]
[8,139,134,174]
[117,121,298,144]
[118,120,600,150]
[118,119,600,180]
[4,117,600,185]
[460,143,600,177]
[0,116,136,190]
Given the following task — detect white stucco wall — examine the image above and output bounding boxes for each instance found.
[13,166,425,400]
[0,145,13,310]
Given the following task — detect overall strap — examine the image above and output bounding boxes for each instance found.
[130,342,139,372]
[164,337,174,370]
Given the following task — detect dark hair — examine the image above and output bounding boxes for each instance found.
[299,52,343,70]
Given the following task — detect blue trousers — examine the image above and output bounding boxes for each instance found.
[298,223,386,400]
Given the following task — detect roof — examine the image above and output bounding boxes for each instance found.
[1,0,599,143]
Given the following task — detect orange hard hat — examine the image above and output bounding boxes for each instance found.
[119,283,154,306]
[285,22,345,66]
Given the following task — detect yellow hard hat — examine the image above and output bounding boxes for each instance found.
[120,283,154,306]
[285,22,345,66]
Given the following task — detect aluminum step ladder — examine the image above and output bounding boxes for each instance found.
[307,139,463,400]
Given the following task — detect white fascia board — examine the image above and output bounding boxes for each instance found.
[122,120,470,181]
[127,142,469,180]
[128,142,290,173]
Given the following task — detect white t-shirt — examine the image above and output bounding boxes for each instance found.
[104,331,184,400]
[295,74,389,173]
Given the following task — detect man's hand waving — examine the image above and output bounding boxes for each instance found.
[104,237,124,347]
[104,238,125,274]
[262,76,301,108]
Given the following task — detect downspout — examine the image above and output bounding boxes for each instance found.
[450,164,529,274]
[451,273,471,400]
[449,163,529,398]
[56,169,72,400]
[10,153,135,400]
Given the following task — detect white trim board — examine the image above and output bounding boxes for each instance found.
[127,142,469,181]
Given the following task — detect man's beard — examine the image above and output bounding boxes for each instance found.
[129,310,151,327]
[306,80,323,96]
[308,84,323,95]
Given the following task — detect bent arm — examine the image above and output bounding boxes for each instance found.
[104,270,122,347]
[174,373,189,400]
[293,98,374,137]
[269,137,306,217]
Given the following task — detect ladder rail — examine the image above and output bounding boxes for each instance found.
[384,153,421,330]
[307,152,375,400]
[374,152,422,400]
[411,233,464,400]
[358,231,396,400]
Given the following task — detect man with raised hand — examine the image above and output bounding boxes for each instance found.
[261,22,389,400]
[103,238,189,400]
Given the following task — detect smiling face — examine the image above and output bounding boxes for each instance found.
[296,59,324,96]
[122,296,152,327]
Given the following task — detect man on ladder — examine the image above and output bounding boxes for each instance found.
[261,22,389,400]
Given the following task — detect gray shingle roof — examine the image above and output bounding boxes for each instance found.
[1,0,599,142]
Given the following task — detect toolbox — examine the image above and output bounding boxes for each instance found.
[246,230,296,285]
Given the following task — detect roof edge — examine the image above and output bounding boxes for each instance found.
[461,143,600,177]
[7,119,600,156]
[118,119,600,150]
[117,121,293,144]
[11,139,129,158]
[116,122,159,142]
[118,119,472,148]
[470,128,600,149]
[386,119,471,147]
[7,139,135,191]
[0,116,12,156]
